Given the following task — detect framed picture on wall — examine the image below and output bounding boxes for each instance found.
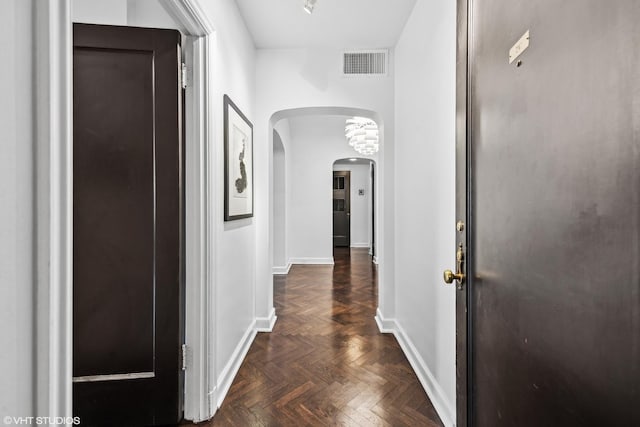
[224,94,254,221]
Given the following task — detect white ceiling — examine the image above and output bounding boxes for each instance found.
[234,0,418,49]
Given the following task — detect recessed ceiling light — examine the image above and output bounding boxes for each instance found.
[304,0,317,14]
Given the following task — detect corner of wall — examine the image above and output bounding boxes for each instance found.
[374,310,456,427]
[255,307,277,332]
[391,0,458,425]
[374,308,396,333]
[393,320,456,427]
[215,320,257,409]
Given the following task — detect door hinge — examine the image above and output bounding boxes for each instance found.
[181,344,188,370]
[181,62,188,89]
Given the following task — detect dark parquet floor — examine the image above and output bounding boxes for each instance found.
[184,248,443,426]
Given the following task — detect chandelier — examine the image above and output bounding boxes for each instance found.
[344,117,379,155]
[303,0,317,14]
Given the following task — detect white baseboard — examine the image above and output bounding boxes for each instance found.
[255,308,277,332]
[289,257,334,265]
[207,388,217,420]
[350,242,370,248]
[216,320,257,409]
[374,309,455,427]
[272,263,292,275]
[394,322,455,426]
[374,308,396,333]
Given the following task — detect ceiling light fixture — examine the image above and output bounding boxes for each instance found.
[303,0,317,14]
[345,117,379,156]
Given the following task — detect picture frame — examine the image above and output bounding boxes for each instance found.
[223,95,254,221]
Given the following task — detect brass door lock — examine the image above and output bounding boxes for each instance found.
[444,243,465,288]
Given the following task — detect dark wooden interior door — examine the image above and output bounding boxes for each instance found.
[333,171,351,247]
[459,0,640,425]
[73,23,184,426]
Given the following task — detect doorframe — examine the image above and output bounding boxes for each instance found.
[35,0,216,423]
[332,170,351,248]
[370,162,376,259]
[456,0,472,426]
[160,1,215,421]
[34,1,73,420]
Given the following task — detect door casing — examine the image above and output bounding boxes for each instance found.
[456,1,471,426]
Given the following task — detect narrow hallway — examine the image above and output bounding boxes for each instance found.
[191,248,443,426]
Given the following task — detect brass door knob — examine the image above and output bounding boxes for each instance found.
[443,269,464,284]
[443,243,465,286]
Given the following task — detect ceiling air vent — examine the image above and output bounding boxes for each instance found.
[342,50,388,77]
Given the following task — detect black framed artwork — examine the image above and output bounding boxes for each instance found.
[223,95,254,221]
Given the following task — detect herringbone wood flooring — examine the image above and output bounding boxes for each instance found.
[184,248,443,426]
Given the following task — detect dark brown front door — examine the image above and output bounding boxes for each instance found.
[73,23,184,426]
[456,1,640,426]
[333,171,351,247]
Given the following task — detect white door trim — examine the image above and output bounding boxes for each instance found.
[159,0,215,422]
[34,1,73,422]
[37,0,216,423]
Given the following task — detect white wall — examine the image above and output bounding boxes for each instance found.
[127,0,177,29]
[394,0,457,425]
[73,0,127,24]
[72,0,258,413]
[272,119,293,274]
[197,0,257,406]
[255,47,396,322]
[73,0,175,28]
[272,131,287,270]
[333,163,372,248]
[0,0,34,417]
